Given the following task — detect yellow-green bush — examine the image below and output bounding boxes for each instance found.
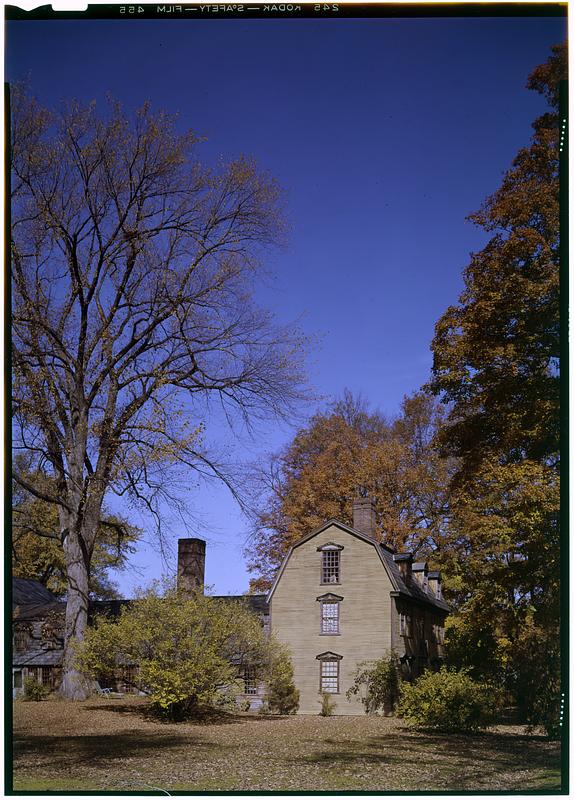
[267,645,299,715]
[75,582,272,721]
[23,676,49,701]
[398,667,502,733]
[346,653,401,715]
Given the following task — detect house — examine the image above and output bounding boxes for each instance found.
[12,579,65,697]
[12,498,448,712]
[11,543,269,705]
[267,497,449,714]
[12,579,134,697]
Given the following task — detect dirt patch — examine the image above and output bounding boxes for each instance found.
[12,696,562,792]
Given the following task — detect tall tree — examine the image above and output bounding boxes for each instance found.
[427,44,564,735]
[246,391,450,590]
[428,44,564,476]
[11,89,307,697]
[12,465,140,599]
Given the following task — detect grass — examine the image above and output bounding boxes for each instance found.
[11,696,563,793]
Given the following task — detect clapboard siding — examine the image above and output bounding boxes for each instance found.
[270,523,393,714]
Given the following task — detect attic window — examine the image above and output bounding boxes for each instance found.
[321,550,340,584]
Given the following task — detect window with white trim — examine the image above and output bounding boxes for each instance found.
[320,660,339,693]
[321,550,340,584]
[321,601,339,634]
[242,666,258,695]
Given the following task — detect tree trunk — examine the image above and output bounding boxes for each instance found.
[60,529,93,700]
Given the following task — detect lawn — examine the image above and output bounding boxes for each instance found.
[12,697,562,793]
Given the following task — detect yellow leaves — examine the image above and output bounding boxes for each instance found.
[75,585,273,715]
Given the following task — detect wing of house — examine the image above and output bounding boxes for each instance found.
[12,506,448,712]
[267,498,449,715]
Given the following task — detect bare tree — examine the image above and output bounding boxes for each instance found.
[10,88,307,698]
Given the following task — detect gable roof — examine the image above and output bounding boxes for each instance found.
[12,578,59,608]
[213,594,268,615]
[267,519,449,612]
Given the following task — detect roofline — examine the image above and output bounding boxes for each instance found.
[390,590,450,613]
[267,519,399,602]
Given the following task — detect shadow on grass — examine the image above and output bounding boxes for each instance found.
[13,730,221,770]
[292,728,561,789]
[83,701,291,726]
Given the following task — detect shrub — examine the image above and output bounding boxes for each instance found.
[398,666,502,733]
[346,653,401,715]
[212,680,245,713]
[267,646,299,715]
[23,676,49,701]
[75,584,272,720]
[319,691,336,716]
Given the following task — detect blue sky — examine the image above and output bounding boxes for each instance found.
[7,15,565,596]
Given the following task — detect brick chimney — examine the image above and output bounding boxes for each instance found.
[352,496,376,537]
[177,538,206,594]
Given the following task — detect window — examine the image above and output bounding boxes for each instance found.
[13,670,22,689]
[41,667,53,688]
[320,660,339,693]
[400,612,412,638]
[321,550,340,584]
[321,602,339,634]
[121,665,139,693]
[416,617,425,639]
[242,666,258,695]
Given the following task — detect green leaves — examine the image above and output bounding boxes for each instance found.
[427,44,564,738]
[398,667,503,733]
[75,585,273,719]
[346,654,402,715]
[267,644,299,715]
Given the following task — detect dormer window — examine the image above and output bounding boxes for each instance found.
[317,543,343,585]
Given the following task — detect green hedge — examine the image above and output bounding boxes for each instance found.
[398,667,503,733]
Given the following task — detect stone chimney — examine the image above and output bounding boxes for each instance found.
[393,553,413,584]
[177,538,206,594]
[352,497,376,537]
